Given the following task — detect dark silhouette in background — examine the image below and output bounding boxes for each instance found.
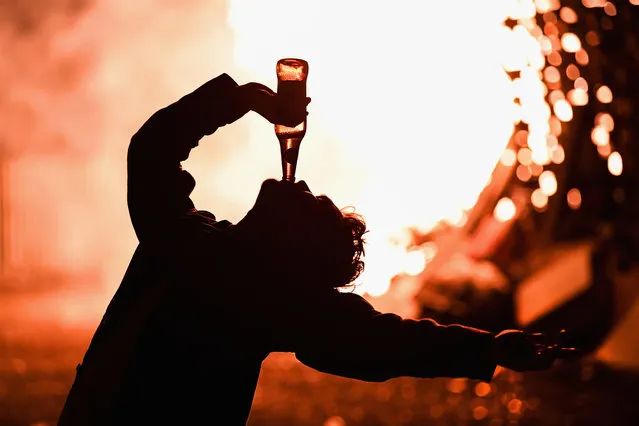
[57,74,574,425]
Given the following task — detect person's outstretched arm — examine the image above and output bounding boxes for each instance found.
[290,291,556,383]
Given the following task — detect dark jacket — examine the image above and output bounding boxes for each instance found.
[57,74,497,426]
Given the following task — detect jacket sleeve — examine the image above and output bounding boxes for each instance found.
[292,292,497,383]
[127,73,245,246]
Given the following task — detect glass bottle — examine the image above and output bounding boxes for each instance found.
[275,58,309,183]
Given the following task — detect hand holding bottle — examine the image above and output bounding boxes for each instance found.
[236,82,310,127]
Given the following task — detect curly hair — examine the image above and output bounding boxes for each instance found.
[314,196,368,289]
[238,180,368,290]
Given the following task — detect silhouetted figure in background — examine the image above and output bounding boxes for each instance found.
[58,74,570,426]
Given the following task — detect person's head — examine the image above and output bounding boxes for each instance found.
[236,179,367,289]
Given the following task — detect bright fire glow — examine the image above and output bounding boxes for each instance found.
[227,0,548,296]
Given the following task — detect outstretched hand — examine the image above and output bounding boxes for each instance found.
[237,82,310,127]
[492,330,580,372]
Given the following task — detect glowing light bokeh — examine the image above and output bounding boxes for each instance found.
[494,197,517,223]
[567,188,582,210]
[608,151,623,176]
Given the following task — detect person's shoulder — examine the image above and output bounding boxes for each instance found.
[329,290,377,316]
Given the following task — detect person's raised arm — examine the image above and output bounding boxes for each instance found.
[127,73,243,246]
[127,74,307,246]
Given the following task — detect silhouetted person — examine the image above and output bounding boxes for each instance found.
[58,74,569,426]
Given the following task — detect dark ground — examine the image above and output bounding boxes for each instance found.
[1,316,638,426]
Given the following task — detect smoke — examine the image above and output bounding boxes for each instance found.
[1,0,95,278]
[2,0,242,306]
[0,0,94,154]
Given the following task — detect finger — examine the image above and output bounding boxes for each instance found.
[558,329,574,347]
[257,88,276,98]
[534,350,557,370]
[528,332,546,341]
[247,82,276,96]
[256,178,281,201]
[554,347,582,359]
[278,111,307,127]
[295,180,311,193]
[534,343,551,351]
[527,333,553,346]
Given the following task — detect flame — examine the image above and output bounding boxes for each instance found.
[226,0,552,295]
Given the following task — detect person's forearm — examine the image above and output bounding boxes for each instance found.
[128,73,243,166]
